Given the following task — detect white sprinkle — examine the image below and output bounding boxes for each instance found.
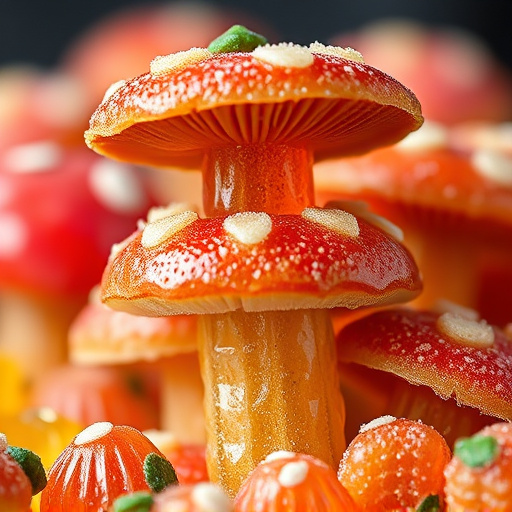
[308,42,364,62]
[3,140,62,173]
[278,460,309,487]
[101,79,126,103]
[472,148,512,187]
[141,211,198,248]
[150,48,212,76]
[264,450,297,463]
[223,212,272,245]
[191,483,232,512]
[437,312,495,349]
[89,159,148,214]
[397,121,448,152]
[359,415,397,434]
[302,207,359,237]
[252,43,314,68]
[74,422,113,445]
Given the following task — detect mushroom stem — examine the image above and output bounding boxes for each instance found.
[198,308,346,495]
[202,144,315,216]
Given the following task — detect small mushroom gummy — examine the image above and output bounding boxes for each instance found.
[86,25,423,495]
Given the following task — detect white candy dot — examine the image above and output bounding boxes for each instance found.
[101,80,126,103]
[4,141,62,173]
[437,312,495,349]
[74,422,113,445]
[302,207,359,237]
[472,148,512,187]
[359,415,397,434]
[397,121,448,152]
[89,159,148,214]
[191,483,232,512]
[223,212,272,245]
[253,43,314,68]
[309,42,364,62]
[264,450,296,463]
[278,460,309,487]
[141,211,198,248]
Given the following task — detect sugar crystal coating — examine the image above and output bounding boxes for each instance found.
[359,415,397,434]
[150,48,213,76]
[74,421,113,445]
[101,79,126,104]
[309,42,364,62]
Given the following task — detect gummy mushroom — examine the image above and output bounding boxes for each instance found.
[85,26,423,494]
[315,121,512,326]
[0,141,157,401]
[67,281,204,442]
[336,304,512,447]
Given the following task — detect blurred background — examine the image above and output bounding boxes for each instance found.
[1,0,511,70]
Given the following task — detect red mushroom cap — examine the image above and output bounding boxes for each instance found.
[101,207,421,315]
[337,307,512,420]
[85,43,422,169]
[68,286,197,364]
[0,142,157,297]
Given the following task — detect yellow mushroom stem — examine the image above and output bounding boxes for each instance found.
[199,143,346,495]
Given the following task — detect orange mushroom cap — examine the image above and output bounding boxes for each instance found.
[101,208,421,316]
[85,43,423,169]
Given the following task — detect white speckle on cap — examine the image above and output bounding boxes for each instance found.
[89,159,148,214]
[0,213,28,258]
[302,207,359,237]
[397,121,448,152]
[142,211,198,248]
[472,148,512,187]
[359,415,397,434]
[101,79,126,103]
[252,43,314,68]
[191,483,232,512]
[150,48,213,76]
[437,312,495,349]
[147,203,197,223]
[223,212,272,245]
[278,460,309,487]
[4,141,62,173]
[264,450,296,463]
[309,42,364,62]
[0,433,7,451]
[74,422,113,445]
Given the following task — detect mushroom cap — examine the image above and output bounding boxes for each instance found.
[69,287,197,365]
[315,121,512,242]
[101,208,421,316]
[337,307,512,421]
[85,44,422,169]
[0,142,157,296]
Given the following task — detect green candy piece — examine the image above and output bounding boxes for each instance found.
[143,452,178,493]
[113,491,154,512]
[417,494,440,512]
[454,434,499,468]
[208,24,268,54]
[6,446,47,495]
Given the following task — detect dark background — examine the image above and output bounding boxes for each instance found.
[1,0,511,70]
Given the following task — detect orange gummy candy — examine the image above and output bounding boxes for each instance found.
[338,416,451,511]
[445,422,512,511]
[235,451,359,512]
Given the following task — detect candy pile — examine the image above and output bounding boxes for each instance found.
[0,9,511,512]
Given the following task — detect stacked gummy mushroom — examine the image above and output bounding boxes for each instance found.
[85,26,424,495]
